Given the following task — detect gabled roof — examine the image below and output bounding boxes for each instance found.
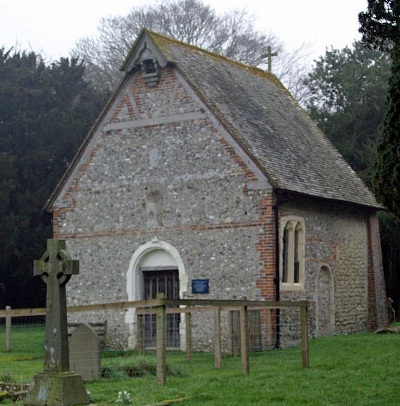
[46,29,381,211]
[122,29,380,209]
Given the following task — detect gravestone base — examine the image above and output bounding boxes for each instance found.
[24,372,90,406]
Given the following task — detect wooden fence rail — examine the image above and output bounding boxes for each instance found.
[1,298,309,383]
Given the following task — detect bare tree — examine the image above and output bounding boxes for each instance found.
[272,42,314,103]
[73,0,310,101]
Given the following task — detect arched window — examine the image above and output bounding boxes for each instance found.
[280,217,305,289]
[282,224,291,283]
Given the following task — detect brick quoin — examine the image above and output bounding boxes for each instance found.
[255,192,278,347]
[255,194,276,302]
[366,212,388,330]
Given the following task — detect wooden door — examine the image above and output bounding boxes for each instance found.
[143,269,180,348]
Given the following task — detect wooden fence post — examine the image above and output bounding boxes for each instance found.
[156,293,167,384]
[214,307,222,368]
[266,308,274,348]
[6,306,11,352]
[240,305,249,374]
[185,310,192,362]
[137,313,144,355]
[300,303,309,368]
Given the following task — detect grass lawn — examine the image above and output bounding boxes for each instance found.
[0,324,399,405]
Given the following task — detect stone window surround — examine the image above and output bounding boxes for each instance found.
[280,216,305,291]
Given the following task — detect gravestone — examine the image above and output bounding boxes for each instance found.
[69,324,101,381]
[25,239,90,406]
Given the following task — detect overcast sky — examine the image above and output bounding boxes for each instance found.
[0,0,368,63]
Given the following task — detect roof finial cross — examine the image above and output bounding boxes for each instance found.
[262,46,278,72]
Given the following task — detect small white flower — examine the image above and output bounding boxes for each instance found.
[116,390,132,405]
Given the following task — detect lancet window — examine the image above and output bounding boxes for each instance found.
[281,217,305,288]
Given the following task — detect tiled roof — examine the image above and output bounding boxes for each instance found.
[135,30,381,209]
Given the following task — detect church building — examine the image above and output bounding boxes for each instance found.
[45,29,387,349]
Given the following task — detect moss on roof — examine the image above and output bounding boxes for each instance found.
[45,28,381,212]
[124,29,379,209]
[144,29,290,94]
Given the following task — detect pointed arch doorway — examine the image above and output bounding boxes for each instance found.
[125,239,188,350]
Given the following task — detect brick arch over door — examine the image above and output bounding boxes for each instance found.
[125,239,188,349]
[315,265,335,337]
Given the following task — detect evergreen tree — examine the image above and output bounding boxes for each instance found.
[374,54,400,214]
[304,41,391,187]
[0,49,107,308]
[359,0,400,215]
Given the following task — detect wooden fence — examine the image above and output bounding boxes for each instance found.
[1,297,309,385]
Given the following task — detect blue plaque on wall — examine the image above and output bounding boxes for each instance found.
[192,279,209,294]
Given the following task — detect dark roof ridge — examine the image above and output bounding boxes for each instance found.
[123,28,291,96]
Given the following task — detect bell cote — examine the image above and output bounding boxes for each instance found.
[122,32,168,87]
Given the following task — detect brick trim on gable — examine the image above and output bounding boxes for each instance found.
[218,137,258,181]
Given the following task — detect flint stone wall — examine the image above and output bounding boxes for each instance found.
[53,64,380,349]
[58,66,271,349]
[279,199,370,343]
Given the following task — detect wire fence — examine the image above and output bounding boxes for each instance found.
[0,298,309,387]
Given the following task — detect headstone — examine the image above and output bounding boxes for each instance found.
[69,324,101,381]
[25,239,90,406]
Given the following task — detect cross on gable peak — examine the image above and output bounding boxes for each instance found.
[261,46,278,72]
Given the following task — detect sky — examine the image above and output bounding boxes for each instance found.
[0,0,368,64]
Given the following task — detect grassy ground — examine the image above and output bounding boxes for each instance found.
[0,324,399,405]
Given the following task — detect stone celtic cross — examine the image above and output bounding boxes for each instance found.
[26,239,89,406]
[34,239,79,373]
